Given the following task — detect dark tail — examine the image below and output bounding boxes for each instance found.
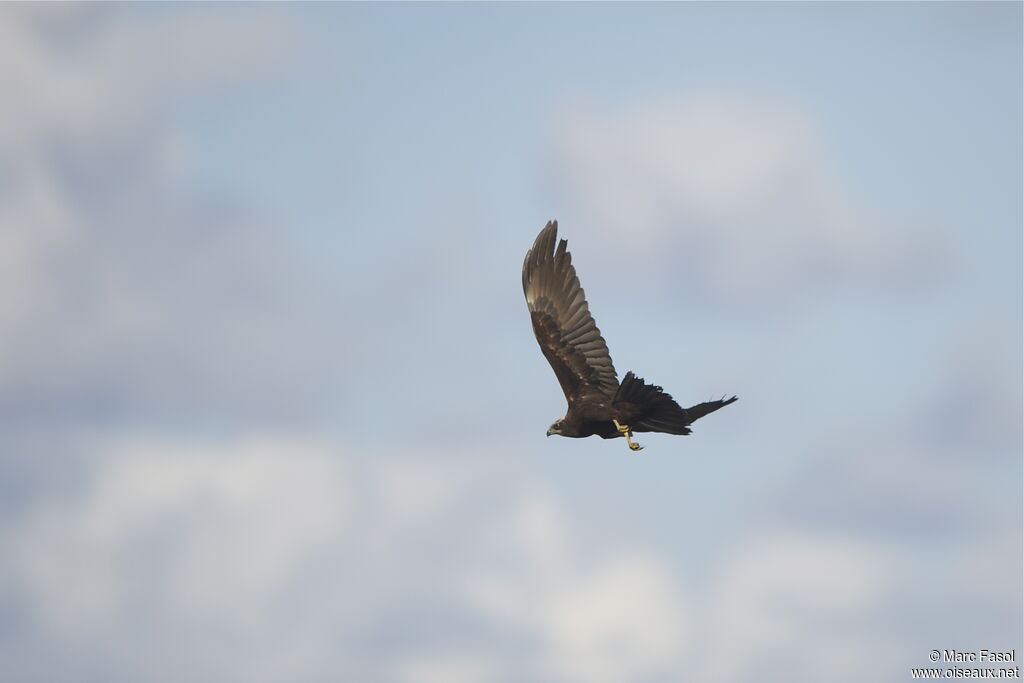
[614,371,738,435]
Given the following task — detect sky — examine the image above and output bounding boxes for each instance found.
[0,3,1021,682]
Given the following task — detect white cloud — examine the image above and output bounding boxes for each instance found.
[3,429,1015,683]
[1,434,690,682]
[0,6,334,424]
[11,437,342,640]
[551,92,950,305]
[390,652,498,683]
[539,557,687,683]
[702,530,895,682]
[0,5,297,147]
[465,499,687,681]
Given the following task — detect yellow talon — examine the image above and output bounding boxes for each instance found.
[612,419,644,452]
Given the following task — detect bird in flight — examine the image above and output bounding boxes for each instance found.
[523,220,737,451]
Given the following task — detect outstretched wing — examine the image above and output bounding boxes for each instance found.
[522,221,619,405]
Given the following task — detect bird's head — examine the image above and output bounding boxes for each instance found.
[546,419,564,437]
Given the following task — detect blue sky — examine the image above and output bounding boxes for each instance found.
[1,3,1020,682]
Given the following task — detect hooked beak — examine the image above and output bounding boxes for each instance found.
[546,427,555,437]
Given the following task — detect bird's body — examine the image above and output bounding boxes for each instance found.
[523,220,736,450]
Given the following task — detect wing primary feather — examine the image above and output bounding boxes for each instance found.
[522,221,619,402]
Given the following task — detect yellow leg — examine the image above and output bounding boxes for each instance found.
[612,419,644,451]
